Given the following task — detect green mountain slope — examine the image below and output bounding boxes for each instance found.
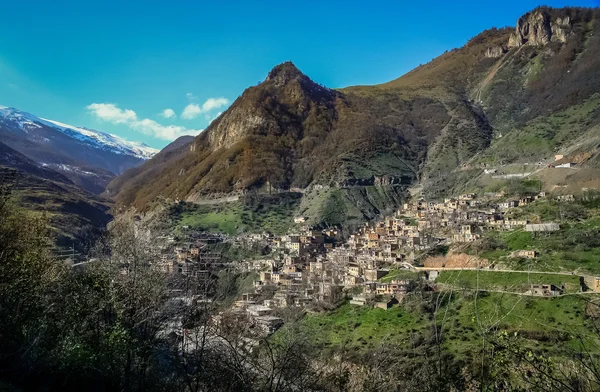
[109,6,600,229]
[109,63,490,223]
[0,141,112,249]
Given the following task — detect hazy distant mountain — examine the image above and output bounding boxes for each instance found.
[0,140,72,184]
[0,106,158,193]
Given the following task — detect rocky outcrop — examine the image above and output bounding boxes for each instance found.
[203,62,337,151]
[206,112,268,150]
[337,176,410,187]
[508,9,571,48]
[485,46,507,58]
[552,16,570,43]
[266,61,304,87]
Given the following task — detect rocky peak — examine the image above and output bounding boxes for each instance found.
[508,9,571,48]
[203,62,337,152]
[266,61,305,87]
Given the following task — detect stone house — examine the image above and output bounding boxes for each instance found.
[375,297,399,310]
[254,315,284,333]
[511,250,538,259]
[376,280,413,296]
[529,284,562,297]
[525,223,560,232]
[364,269,389,281]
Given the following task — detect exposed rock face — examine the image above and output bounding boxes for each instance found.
[552,16,570,43]
[485,46,507,58]
[206,111,268,150]
[204,61,337,151]
[508,9,570,47]
[266,61,304,87]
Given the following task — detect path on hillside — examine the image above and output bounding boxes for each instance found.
[474,53,511,103]
[434,284,600,298]
[415,266,588,276]
[187,195,241,205]
[428,269,600,298]
[414,266,597,284]
[473,46,528,104]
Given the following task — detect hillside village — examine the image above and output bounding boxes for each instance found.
[154,189,598,335]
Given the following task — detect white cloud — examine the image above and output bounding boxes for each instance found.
[186,92,197,101]
[160,108,176,119]
[201,97,229,112]
[87,102,201,141]
[86,103,137,124]
[131,118,203,140]
[181,97,229,120]
[181,103,202,120]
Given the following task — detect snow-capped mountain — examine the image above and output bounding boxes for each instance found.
[0,105,159,194]
[0,106,158,160]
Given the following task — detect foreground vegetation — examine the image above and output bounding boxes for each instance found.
[5,182,600,390]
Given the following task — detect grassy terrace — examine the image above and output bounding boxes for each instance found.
[460,198,600,275]
[439,292,599,355]
[436,270,582,294]
[380,269,421,282]
[301,303,426,351]
[294,293,600,357]
[169,193,302,235]
[477,222,600,275]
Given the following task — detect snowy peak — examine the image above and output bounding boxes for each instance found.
[0,106,158,160]
[0,105,160,193]
[40,118,158,160]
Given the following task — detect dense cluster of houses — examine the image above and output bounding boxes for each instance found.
[243,191,565,312]
[157,190,579,335]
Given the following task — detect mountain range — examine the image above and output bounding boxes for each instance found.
[0,106,158,194]
[106,7,600,228]
[0,106,158,248]
[3,6,600,236]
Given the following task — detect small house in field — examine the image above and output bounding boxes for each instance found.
[556,162,576,168]
[511,250,538,259]
[556,194,575,202]
[525,223,560,232]
[528,284,562,297]
[375,297,399,310]
[427,270,439,281]
[350,295,368,306]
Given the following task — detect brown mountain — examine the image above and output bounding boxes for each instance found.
[109,6,600,226]
[110,62,489,207]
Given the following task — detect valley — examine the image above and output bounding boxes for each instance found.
[3,4,600,391]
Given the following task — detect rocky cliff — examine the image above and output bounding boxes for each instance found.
[508,8,571,47]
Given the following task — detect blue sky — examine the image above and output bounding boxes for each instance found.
[1,0,598,149]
